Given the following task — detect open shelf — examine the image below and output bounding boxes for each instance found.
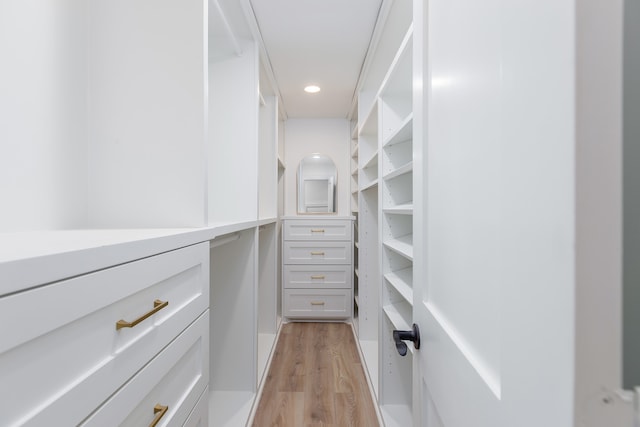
[383,204,413,215]
[383,161,413,181]
[383,113,413,147]
[362,151,379,170]
[378,27,413,99]
[359,99,379,136]
[383,234,413,261]
[357,1,414,425]
[384,267,413,304]
[383,303,412,352]
[361,179,379,192]
[378,29,413,142]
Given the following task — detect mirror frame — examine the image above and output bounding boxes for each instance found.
[296,153,337,214]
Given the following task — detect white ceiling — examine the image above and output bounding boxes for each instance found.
[248,0,382,119]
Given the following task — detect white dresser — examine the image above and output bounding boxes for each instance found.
[0,241,210,427]
[282,217,353,320]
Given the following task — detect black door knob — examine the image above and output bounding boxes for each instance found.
[392,324,420,356]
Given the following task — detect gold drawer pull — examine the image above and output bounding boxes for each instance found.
[310,251,325,256]
[311,229,325,233]
[116,299,168,330]
[311,275,326,279]
[310,301,326,306]
[149,404,168,427]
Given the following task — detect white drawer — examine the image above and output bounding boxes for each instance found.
[284,265,351,289]
[284,289,351,319]
[283,241,351,264]
[284,219,352,241]
[81,311,209,427]
[183,386,209,427]
[0,243,209,427]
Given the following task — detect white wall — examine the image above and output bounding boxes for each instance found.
[259,96,278,220]
[624,0,640,390]
[0,0,208,231]
[208,39,259,225]
[283,119,350,216]
[87,0,207,228]
[0,0,88,231]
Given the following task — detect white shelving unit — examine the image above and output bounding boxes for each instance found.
[353,0,414,424]
[209,229,257,426]
[379,22,414,426]
[208,13,286,423]
[207,22,265,425]
[351,118,360,334]
[351,121,360,214]
[354,84,381,400]
[208,38,259,227]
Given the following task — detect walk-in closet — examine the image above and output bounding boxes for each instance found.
[0,0,635,426]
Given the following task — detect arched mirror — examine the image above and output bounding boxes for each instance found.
[297,154,337,214]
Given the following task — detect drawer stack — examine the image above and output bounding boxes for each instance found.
[283,218,353,319]
[0,243,209,427]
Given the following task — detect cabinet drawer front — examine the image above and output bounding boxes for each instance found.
[284,241,351,264]
[0,243,209,427]
[284,289,351,319]
[284,220,352,241]
[81,311,209,427]
[284,265,351,289]
[183,386,209,427]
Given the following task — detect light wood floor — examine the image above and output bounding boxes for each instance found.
[251,322,380,427]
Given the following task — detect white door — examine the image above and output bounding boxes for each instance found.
[410,0,624,426]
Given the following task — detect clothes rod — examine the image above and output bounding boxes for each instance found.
[213,0,243,57]
[209,232,241,249]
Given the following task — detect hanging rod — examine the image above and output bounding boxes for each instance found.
[259,223,274,231]
[209,232,241,249]
[212,0,243,57]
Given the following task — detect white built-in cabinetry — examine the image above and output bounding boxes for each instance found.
[208,8,284,423]
[350,122,360,333]
[0,1,283,426]
[353,0,415,424]
[282,218,354,320]
[1,240,210,427]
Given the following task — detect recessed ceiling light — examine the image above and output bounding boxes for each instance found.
[304,85,321,94]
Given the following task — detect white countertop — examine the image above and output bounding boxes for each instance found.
[0,220,262,297]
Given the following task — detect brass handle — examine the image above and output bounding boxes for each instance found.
[310,251,325,256]
[310,301,325,306]
[116,299,168,330]
[311,275,326,279]
[149,404,168,427]
[311,229,325,233]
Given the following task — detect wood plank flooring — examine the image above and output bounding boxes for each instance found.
[252,322,380,427]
